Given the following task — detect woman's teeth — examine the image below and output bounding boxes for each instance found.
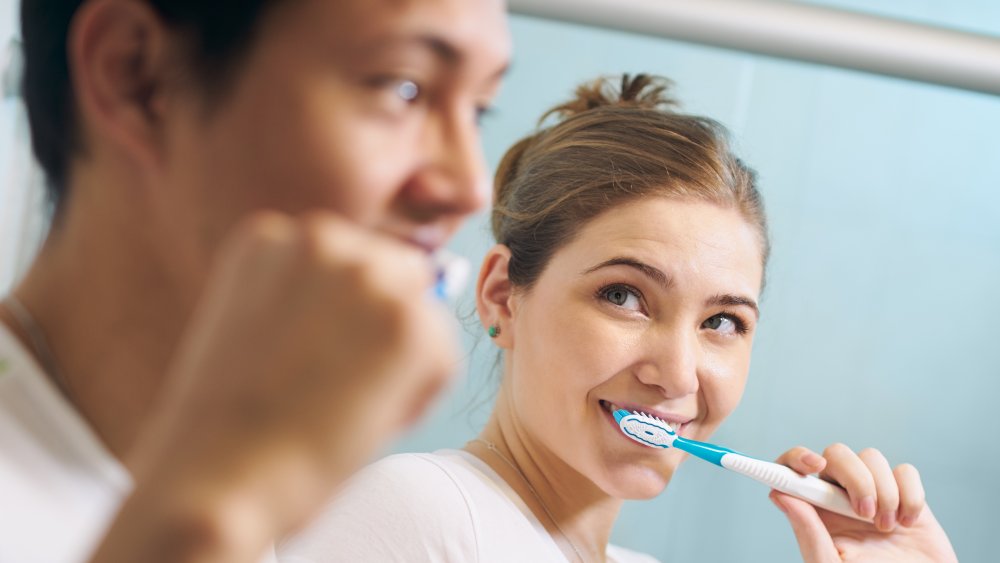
[601,400,680,433]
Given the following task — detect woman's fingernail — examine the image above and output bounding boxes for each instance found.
[877,510,896,531]
[803,452,823,467]
[899,513,915,527]
[859,496,877,518]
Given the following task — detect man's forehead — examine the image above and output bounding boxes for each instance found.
[327,0,509,43]
[327,0,510,65]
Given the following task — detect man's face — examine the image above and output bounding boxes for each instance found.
[152,0,511,292]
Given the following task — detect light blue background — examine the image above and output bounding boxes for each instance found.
[396,2,1000,561]
[1,0,996,560]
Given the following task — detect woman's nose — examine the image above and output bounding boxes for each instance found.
[634,330,700,398]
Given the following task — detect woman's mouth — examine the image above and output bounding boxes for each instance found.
[599,399,689,437]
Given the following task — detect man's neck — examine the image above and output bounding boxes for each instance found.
[7,197,196,468]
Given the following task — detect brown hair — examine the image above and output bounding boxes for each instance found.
[491,74,769,290]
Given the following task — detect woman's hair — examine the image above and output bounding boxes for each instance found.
[492,74,769,290]
[20,0,287,205]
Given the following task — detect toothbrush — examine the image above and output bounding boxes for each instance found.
[613,409,873,523]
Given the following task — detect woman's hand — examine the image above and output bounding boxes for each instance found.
[771,445,957,563]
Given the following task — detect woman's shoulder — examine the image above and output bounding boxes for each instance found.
[351,451,486,512]
[278,452,479,562]
[352,451,470,489]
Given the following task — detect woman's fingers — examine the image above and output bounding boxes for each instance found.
[773,442,953,562]
[856,448,900,532]
[819,443,877,520]
[775,446,827,476]
[893,463,926,527]
[770,491,841,563]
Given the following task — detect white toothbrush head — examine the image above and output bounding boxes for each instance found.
[613,409,677,449]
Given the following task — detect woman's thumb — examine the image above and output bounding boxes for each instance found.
[770,490,841,563]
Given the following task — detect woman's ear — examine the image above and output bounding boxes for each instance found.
[476,244,516,349]
[69,0,173,175]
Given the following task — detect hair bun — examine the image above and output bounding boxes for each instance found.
[542,74,679,124]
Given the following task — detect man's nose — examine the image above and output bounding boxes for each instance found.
[404,111,490,218]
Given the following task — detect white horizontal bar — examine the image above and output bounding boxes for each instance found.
[509,0,1000,96]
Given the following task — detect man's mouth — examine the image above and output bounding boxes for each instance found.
[408,225,450,253]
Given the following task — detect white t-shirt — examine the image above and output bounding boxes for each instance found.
[0,324,278,563]
[278,450,661,563]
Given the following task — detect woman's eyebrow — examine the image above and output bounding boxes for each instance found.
[582,257,671,290]
[707,294,760,319]
[584,258,760,318]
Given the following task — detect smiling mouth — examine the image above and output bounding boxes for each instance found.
[599,399,618,415]
[599,399,687,436]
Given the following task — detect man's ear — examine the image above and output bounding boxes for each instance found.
[68,0,173,175]
[476,244,517,349]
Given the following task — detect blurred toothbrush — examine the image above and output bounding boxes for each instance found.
[429,249,470,302]
[613,409,873,523]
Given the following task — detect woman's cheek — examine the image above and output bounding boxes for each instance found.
[699,350,752,424]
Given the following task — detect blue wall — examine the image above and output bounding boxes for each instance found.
[396,2,1000,561]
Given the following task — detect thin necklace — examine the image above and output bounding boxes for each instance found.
[472,439,587,563]
[2,295,77,404]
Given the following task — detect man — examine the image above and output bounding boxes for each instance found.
[0,0,510,560]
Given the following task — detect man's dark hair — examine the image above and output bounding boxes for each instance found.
[20,0,283,207]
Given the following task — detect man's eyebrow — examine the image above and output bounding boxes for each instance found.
[364,34,461,64]
[366,34,510,79]
[408,34,462,64]
[707,294,760,319]
[582,257,671,289]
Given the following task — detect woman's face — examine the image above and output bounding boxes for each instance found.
[506,197,764,499]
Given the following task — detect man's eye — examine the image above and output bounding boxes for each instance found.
[475,105,494,126]
[394,79,420,102]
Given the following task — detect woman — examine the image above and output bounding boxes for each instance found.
[278,75,956,563]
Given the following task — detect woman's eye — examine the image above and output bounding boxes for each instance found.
[702,314,742,336]
[601,285,641,311]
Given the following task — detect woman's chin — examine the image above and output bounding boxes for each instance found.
[600,463,675,500]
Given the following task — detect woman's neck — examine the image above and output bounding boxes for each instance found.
[467,395,624,563]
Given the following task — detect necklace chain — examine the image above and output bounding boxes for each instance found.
[2,295,76,404]
[472,439,587,563]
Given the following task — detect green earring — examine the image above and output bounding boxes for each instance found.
[488,325,500,338]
